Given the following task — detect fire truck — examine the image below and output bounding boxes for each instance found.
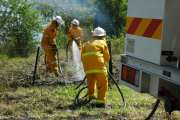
[120,0,180,115]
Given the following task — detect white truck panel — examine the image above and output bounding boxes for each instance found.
[127,0,165,19]
[126,35,161,64]
[161,0,180,65]
[126,0,165,64]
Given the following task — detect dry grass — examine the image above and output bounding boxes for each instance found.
[0,50,180,120]
[0,85,180,120]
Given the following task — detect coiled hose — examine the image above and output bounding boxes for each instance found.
[74,71,125,107]
[74,73,160,120]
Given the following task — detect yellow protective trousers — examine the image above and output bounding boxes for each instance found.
[43,46,58,74]
[86,73,108,104]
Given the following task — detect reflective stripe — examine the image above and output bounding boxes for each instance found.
[86,69,107,74]
[88,95,96,99]
[49,61,57,64]
[82,52,103,57]
[96,100,105,104]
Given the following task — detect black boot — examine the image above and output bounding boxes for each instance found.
[96,103,105,108]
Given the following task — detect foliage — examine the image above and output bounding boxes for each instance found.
[107,35,125,54]
[94,0,128,36]
[56,27,68,49]
[0,0,42,57]
[35,2,54,23]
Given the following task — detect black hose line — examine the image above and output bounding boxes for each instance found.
[145,99,160,120]
[74,86,89,106]
[74,71,125,107]
[108,72,160,120]
[107,71,125,106]
[75,76,86,90]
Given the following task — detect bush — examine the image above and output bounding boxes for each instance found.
[107,35,125,54]
[56,27,68,49]
[0,0,42,57]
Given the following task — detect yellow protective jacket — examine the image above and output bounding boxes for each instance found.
[41,21,58,49]
[81,39,110,75]
[67,26,83,40]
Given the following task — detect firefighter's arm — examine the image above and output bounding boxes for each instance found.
[45,28,56,42]
[74,28,83,40]
[67,28,73,40]
[103,44,110,63]
[50,28,57,39]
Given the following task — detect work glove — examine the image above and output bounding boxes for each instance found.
[74,37,80,41]
[72,37,80,43]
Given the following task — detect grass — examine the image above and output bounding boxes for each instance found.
[0,40,180,120]
[0,84,180,120]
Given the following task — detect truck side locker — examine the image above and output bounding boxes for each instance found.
[120,0,180,115]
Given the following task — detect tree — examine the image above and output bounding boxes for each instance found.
[35,2,54,23]
[0,0,41,57]
[94,0,128,36]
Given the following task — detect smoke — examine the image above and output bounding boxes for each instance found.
[34,0,96,19]
[34,0,117,35]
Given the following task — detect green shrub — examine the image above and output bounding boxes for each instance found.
[107,35,125,55]
[0,0,42,57]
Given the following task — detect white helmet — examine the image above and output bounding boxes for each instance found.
[54,16,64,25]
[71,19,80,26]
[92,27,106,37]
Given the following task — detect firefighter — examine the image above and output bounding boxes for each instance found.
[41,16,64,77]
[66,19,83,60]
[81,27,110,108]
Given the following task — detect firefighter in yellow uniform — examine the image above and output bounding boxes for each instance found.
[66,19,83,60]
[81,27,110,108]
[41,16,64,76]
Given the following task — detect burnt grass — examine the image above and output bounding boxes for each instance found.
[0,55,180,120]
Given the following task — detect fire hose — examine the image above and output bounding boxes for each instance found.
[74,72,160,120]
[145,99,160,120]
[73,71,125,107]
[32,46,160,119]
